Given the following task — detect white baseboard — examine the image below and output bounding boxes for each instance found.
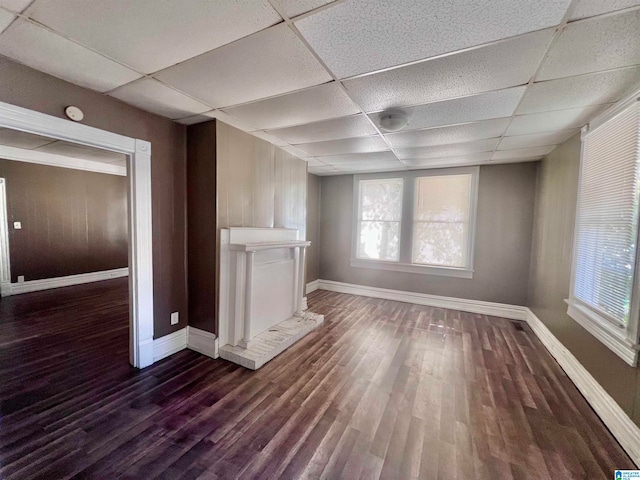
[306,279,319,295]
[1,267,129,296]
[525,308,640,466]
[314,278,640,466]
[153,328,187,362]
[316,279,527,320]
[187,326,219,359]
[152,326,219,363]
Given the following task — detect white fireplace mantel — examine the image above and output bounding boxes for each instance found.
[219,228,323,369]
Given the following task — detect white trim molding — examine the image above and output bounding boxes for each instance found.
[525,308,640,467]
[187,326,219,359]
[306,279,320,294]
[152,326,220,363]
[0,178,10,284]
[311,278,640,466]
[0,144,126,176]
[0,100,154,369]
[350,258,474,278]
[316,279,527,320]
[153,328,187,362]
[1,267,128,296]
[567,301,639,366]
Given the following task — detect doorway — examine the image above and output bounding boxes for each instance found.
[0,101,154,368]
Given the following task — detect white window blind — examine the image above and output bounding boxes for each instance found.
[412,174,473,268]
[572,101,640,326]
[356,178,403,261]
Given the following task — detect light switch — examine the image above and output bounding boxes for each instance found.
[13,221,21,229]
[171,312,179,325]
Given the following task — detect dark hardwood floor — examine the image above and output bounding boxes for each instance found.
[0,281,635,479]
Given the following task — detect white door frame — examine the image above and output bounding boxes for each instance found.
[0,101,155,368]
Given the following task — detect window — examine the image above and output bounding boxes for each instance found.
[356,178,403,262]
[352,167,478,278]
[567,98,640,366]
[413,174,473,268]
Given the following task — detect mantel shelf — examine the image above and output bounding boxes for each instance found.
[229,240,311,252]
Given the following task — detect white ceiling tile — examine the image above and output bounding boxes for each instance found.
[506,104,611,135]
[250,130,289,147]
[155,24,331,108]
[266,114,377,144]
[202,111,258,132]
[334,163,406,173]
[519,67,640,114]
[270,0,337,17]
[28,0,282,74]
[489,156,543,164]
[0,20,142,92]
[371,87,524,132]
[396,138,499,160]
[37,140,126,164]
[491,145,556,160]
[386,118,510,149]
[404,153,491,168]
[308,164,339,175]
[0,0,32,13]
[306,158,328,168]
[315,151,398,165]
[0,8,15,33]
[499,130,579,149]
[538,10,640,81]
[108,78,211,119]
[0,128,55,149]
[570,0,640,20]
[295,136,388,156]
[295,0,569,78]
[174,114,214,126]
[281,145,312,159]
[224,83,359,130]
[343,29,553,112]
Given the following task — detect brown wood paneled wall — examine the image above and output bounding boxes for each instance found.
[0,158,128,283]
[186,121,217,333]
[187,120,308,335]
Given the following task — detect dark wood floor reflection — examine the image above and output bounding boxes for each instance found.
[0,283,635,479]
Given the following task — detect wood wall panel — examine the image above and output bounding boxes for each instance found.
[0,159,128,283]
[209,121,307,335]
[186,121,217,333]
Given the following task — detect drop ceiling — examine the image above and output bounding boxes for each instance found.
[0,0,638,176]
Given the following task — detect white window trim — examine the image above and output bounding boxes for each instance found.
[351,166,479,278]
[566,92,640,367]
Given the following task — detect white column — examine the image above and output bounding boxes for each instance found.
[242,250,256,346]
[292,246,300,313]
[295,246,306,316]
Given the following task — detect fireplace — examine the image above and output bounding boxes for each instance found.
[218,227,323,369]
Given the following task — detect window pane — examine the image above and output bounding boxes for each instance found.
[358,221,400,261]
[412,174,472,268]
[573,102,640,326]
[359,178,403,221]
[413,222,467,267]
[414,174,471,222]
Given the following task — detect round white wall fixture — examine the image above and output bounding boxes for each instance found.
[379,110,409,132]
[64,106,84,122]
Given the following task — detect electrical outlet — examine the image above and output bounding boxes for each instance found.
[17,275,25,283]
[13,222,21,230]
[170,312,179,325]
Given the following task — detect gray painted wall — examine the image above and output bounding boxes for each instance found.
[319,163,537,305]
[306,173,321,285]
[528,133,640,425]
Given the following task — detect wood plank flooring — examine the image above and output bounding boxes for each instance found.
[0,281,635,479]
